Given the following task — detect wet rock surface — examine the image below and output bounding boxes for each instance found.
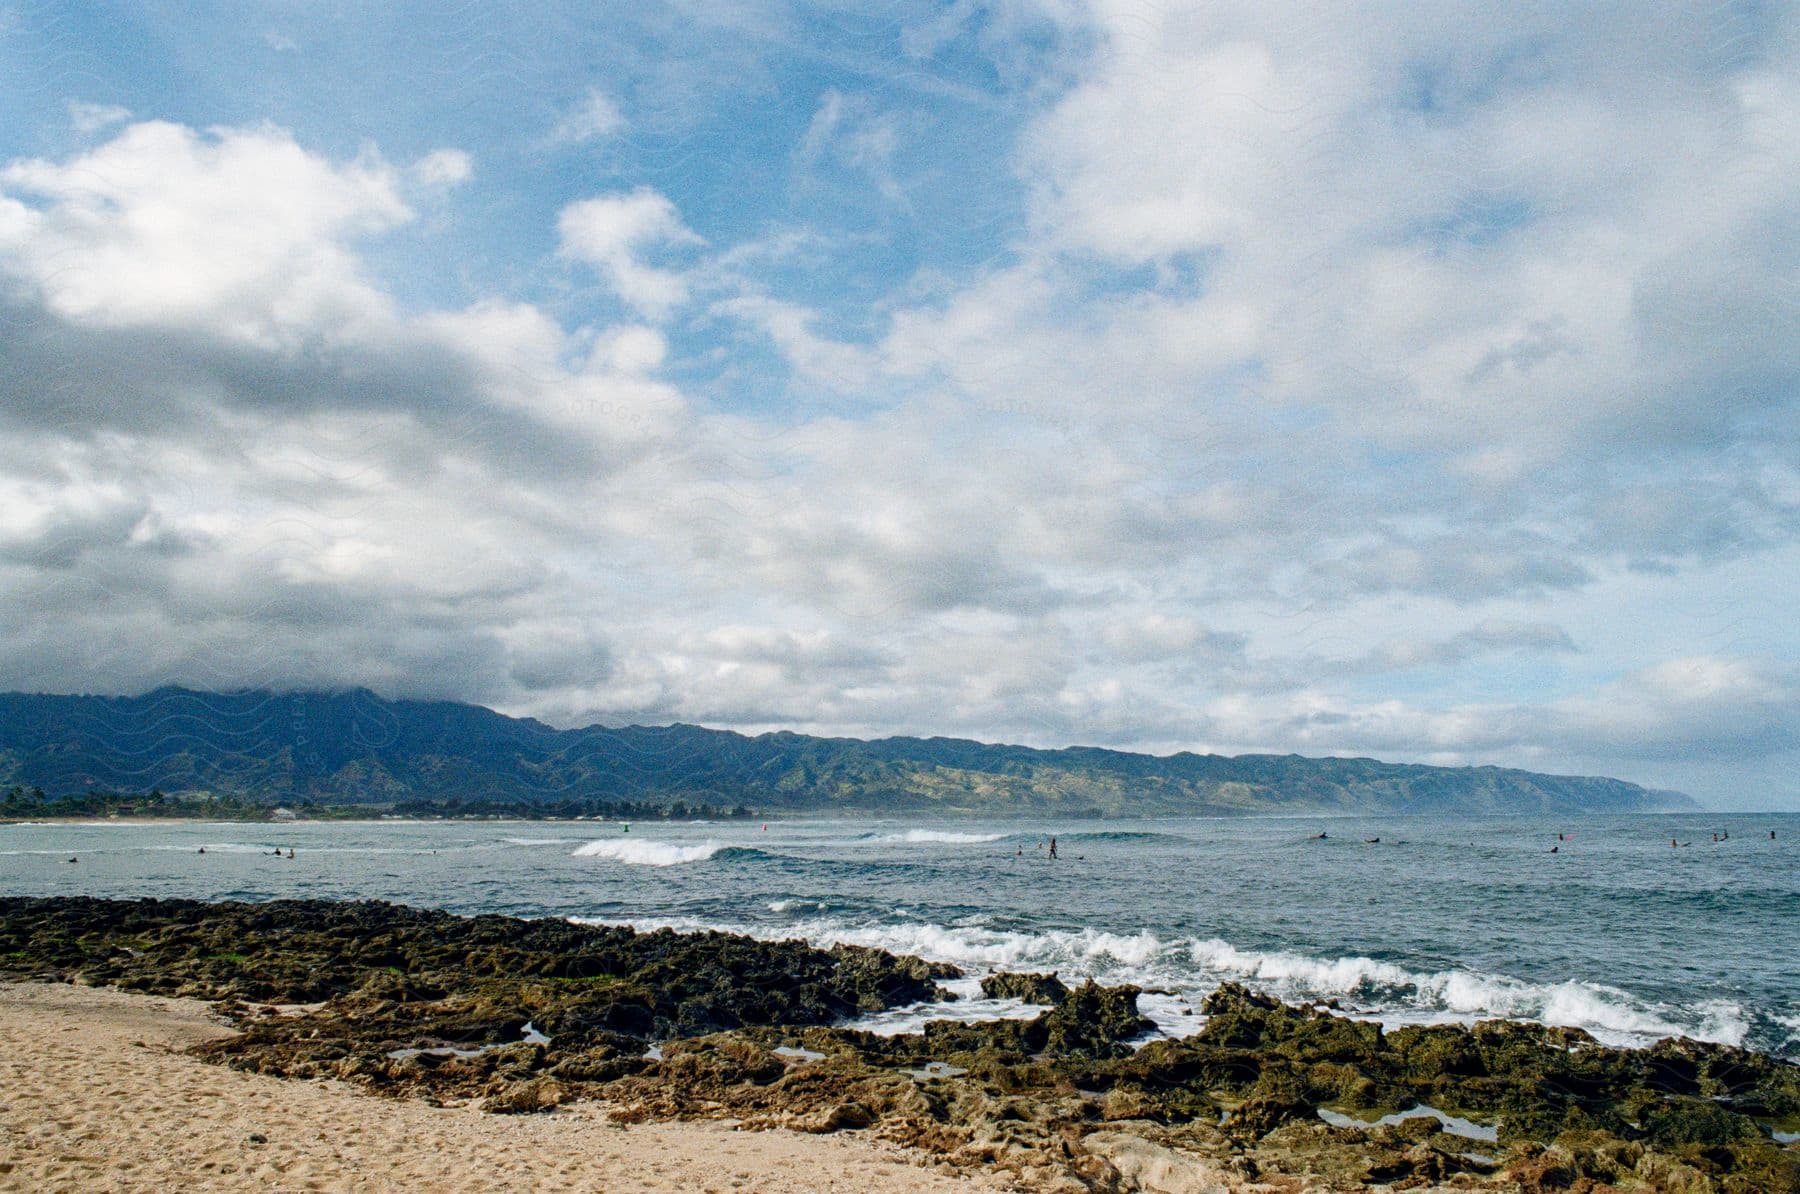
[4,897,1797,1191]
[981,971,1072,1005]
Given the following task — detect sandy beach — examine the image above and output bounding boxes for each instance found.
[0,982,1017,1194]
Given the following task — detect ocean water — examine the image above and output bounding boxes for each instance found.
[3,813,1796,1059]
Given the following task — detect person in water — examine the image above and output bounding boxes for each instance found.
[1048,836,1058,860]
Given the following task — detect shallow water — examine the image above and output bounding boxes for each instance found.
[3,812,1795,1057]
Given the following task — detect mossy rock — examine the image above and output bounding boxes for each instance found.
[979,971,1069,1005]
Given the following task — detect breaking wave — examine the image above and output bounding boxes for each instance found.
[768,898,830,913]
[879,830,1008,844]
[572,839,725,866]
[1181,938,1749,1046]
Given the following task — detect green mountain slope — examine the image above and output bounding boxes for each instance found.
[0,688,1695,815]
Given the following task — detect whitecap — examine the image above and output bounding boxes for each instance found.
[1184,937,1749,1048]
[571,839,723,866]
[768,898,827,914]
[774,919,1167,974]
[879,830,1007,844]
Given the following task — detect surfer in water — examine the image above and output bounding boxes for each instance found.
[1048,836,1058,860]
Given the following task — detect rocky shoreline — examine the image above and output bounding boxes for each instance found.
[2,896,1795,1192]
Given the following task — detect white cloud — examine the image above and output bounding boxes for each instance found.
[587,325,668,375]
[557,188,703,318]
[0,121,409,347]
[410,148,472,188]
[1361,621,1578,671]
[66,100,130,134]
[715,294,877,390]
[548,89,626,145]
[797,89,908,205]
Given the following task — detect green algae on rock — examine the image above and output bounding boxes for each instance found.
[980,971,1071,1005]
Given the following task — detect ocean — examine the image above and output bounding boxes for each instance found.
[4,812,1796,1059]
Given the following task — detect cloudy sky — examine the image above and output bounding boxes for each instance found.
[1,2,1796,806]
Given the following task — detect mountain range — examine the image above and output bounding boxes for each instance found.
[0,687,1694,816]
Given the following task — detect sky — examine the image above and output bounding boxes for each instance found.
[0,2,1796,808]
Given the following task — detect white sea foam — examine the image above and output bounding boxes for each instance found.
[843,975,1047,1036]
[880,830,1007,844]
[768,898,828,914]
[776,919,1168,973]
[1317,1105,1497,1143]
[1183,937,1749,1048]
[503,837,566,847]
[571,839,723,866]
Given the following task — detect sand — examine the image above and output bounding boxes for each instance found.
[0,982,1018,1193]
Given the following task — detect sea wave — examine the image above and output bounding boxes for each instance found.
[1182,937,1749,1046]
[572,839,725,866]
[772,918,1168,971]
[879,830,1008,844]
[768,898,830,913]
[1051,830,1194,844]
